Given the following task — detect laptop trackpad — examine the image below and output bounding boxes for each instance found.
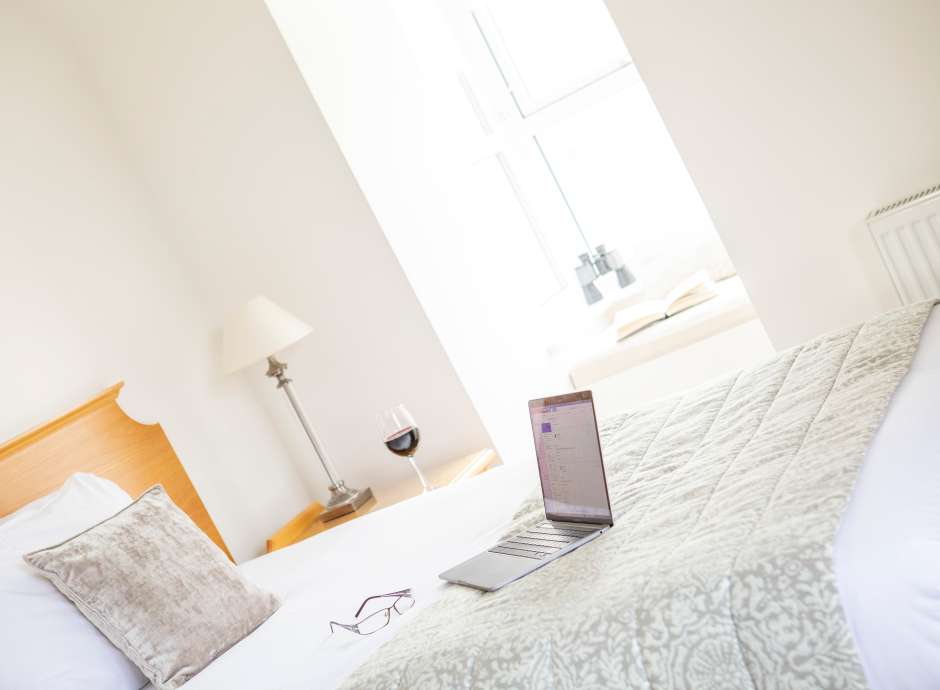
[439,550,538,592]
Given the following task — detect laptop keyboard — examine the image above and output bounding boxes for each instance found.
[489,521,599,560]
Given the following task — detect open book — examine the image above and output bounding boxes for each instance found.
[609,271,718,341]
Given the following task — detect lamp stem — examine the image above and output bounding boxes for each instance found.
[266,356,373,520]
[280,378,343,489]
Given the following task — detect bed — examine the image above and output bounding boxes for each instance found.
[3,302,939,690]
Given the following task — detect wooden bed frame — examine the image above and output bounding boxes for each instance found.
[0,382,232,560]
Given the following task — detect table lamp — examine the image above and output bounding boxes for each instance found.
[221,296,373,521]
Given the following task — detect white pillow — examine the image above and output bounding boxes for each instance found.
[0,473,146,690]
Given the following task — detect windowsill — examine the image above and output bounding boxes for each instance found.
[562,276,759,388]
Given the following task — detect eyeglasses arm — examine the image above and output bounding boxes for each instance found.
[354,588,413,617]
[329,620,359,635]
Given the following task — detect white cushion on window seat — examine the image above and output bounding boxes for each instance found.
[569,276,757,388]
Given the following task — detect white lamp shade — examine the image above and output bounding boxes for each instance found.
[221,296,313,374]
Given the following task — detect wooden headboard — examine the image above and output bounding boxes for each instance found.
[0,382,232,560]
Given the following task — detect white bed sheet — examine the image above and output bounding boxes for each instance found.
[834,304,940,690]
[159,464,538,690]
[157,306,940,690]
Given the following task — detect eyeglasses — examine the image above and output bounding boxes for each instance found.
[329,588,415,636]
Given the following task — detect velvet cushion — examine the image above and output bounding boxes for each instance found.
[24,485,280,690]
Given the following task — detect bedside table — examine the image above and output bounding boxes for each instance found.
[265,448,499,553]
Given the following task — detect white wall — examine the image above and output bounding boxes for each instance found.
[0,1,309,561]
[605,0,940,347]
[36,0,493,498]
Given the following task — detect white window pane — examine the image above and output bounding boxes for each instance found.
[535,79,734,285]
[481,0,630,114]
[449,155,565,308]
[497,138,592,271]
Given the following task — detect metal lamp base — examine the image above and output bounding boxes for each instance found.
[319,485,374,522]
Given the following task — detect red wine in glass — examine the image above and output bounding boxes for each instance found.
[385,426,420,457]
[378,405,433,492]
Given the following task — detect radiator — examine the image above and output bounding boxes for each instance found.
[868,183,940,304]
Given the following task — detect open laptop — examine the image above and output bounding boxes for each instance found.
[440,390,613,592]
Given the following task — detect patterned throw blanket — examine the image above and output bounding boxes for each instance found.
[344,301,935,690]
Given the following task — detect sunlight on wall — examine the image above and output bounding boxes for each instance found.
[266,0,736,462]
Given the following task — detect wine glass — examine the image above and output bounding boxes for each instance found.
[378,404,434,492]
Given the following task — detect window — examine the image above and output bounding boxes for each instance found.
[437,0,734,310]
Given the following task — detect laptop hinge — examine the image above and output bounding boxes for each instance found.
[548,519,609,530]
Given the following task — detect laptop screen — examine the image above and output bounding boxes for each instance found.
[528,391,612,524]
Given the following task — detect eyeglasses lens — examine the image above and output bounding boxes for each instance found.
[393,596,415,614]
[356,608,391,635]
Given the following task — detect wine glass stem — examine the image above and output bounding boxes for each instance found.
[407,457,433,492]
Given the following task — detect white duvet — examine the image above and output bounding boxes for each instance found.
[166,307,940,690]
[835,305,940,690]
[161,466,539,690]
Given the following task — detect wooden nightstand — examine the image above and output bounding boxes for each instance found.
[265,448,499,553]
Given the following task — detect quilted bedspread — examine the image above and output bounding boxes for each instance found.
[343,301,936,690]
